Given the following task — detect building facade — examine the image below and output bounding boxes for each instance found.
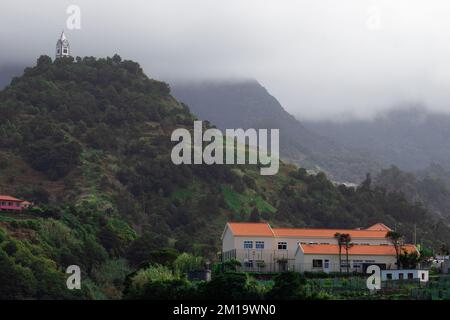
[221,222,418,273]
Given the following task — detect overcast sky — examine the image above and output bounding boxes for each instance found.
[2,0,450,120]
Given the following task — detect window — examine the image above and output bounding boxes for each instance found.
[399,273,404,280]
[243,241,253,249]
[386,273,392,280]
[63,48,68,54]
[312,259,323,268]
[255,241,265,249]
[278,242,287,250]
[408,273,413,279]
[244,260,253,268]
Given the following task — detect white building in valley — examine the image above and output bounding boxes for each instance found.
[221,222,418,273]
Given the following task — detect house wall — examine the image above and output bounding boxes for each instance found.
[295,253,397,273]
[234,236,275,251]
[273,237,391,261]
[222,227,235,253]
[0,201,23,211]
[232,237,277,268]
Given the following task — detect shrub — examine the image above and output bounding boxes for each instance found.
[266,272,307,300]
[173,253,204,274]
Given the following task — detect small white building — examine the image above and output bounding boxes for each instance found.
[381,269,429,283]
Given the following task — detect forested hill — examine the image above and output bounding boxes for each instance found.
[0,56,449,299]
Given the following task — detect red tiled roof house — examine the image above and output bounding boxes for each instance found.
[221,222,418,273]
[0,195,31,212]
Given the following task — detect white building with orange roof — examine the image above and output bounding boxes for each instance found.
[221,222,418,273]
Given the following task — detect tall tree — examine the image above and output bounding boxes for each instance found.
[334,233,344,273]
[386,231,404,270]
[341,234,353,274]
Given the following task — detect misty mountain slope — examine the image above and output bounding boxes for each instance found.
[374,166,450,221]
[304,106,450,172]
[172,80,381,182]
[417,163,450,188]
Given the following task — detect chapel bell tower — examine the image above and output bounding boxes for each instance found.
[55,30,71,59]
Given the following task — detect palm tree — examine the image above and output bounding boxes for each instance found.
[334,233,344,273]
[342,234,353,274]
[386,231,404,270]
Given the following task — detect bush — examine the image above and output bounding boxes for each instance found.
[173,253,204,274]
[266,272,307,300]
[199,272,263,300]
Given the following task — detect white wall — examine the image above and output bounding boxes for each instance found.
[295,253,398,273]
[222,226,235,253]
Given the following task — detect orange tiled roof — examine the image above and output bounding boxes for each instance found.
[0,195,23,202]
[273,228,388,239]
[227,222,274,237]
[365,223,392,231]
[300,243,417,256]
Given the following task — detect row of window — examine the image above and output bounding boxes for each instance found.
[0,202,20,207]
[243,241,289,250]
[242,241,390,250]
[244,241,265,249]
[312,259,376,268]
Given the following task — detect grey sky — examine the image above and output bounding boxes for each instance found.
[1,0,450,120]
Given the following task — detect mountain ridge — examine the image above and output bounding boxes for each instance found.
[171,79,381,183]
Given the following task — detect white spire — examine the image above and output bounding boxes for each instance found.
[60,30,67,41]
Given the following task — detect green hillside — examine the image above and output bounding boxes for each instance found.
[0,56,449,299]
